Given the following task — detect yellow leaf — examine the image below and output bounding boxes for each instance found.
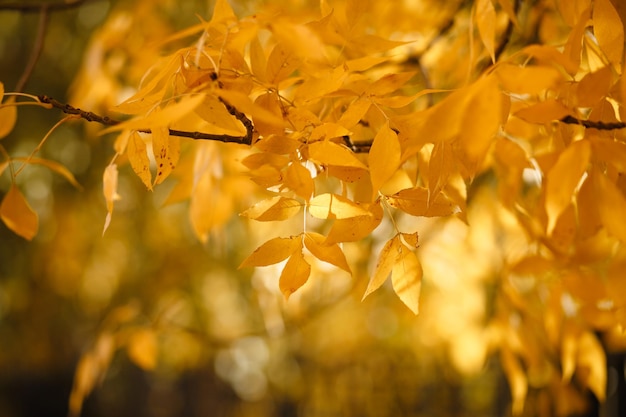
[127,131,152,190]
[325,200,383,244]
[194,95,246,135]
[239,236,301,268]
[253,135,301,154]
[501,348,528,415]
[576,66,613,107]
[105,94,205,133]
[284,162,315,200]
[218,89,285,127]
[279,249,311,300]
[211,0,237,25]
[266,43,301,85]
[476,0,497,62]
[362,235,401,300]
[366,72,416,96]
[309,122,352,142]
[428,142,453,200]
[594,0,624,72]
[369,123,401,195]
[577,331,607,401]
[391,245,422,314]
[307,140,367,169]
[11,157,82,190]
[401,232,419,248]
[127,328,158,370]
[0,94,17,140]
[514,100,571,124]
[338,98,371,128]
[496,64,562,95]
[0,184,38,240]
[387,187,457,217]
[545,140,590,234]
[459,75,501,161]
[595,170,626,242]
[102,163,120,234]
[250,35,268,83]
[308,193,371,219]
[303,232,351,273]
[240,196,302,221]
[152,127,179,185]
[521,44,579,76]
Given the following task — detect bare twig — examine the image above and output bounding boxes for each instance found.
[560,115,626,130]
[14,8,49,92]
[38,95,254,145]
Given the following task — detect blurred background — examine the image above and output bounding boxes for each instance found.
[1,1,623,416]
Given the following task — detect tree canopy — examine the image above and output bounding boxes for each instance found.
[1,0,626,416]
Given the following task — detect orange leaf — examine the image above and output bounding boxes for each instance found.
[369,123,401,195]
[325,200,383,244]
[239,236,301,268]
[308,193,371,219]
[496,65,562,95]
[595,170,626,242]
[307,140,367,169]
[545,140,590,235]
[577,331,607,401]
[279,249,311,300]
[304,232,351,273]
[0,184,38,240]
[284,162,315,200]
[240,196,302,221]
[102,163,120,234]
[362,235,401,300]
[152,127,179,185]
[514,100,571,124]
[476,0,497,62]
[391,244,422,314]
[594,0,624,72]
[127,328,158,370]
[127,131,152,190]
[0,91,17,140]
[387,187,457,217]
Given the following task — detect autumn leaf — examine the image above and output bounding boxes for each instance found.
[501,347,528,415]
[576,331,607,401]
[240,196,302,221]
[279,249,311,300]
[127,131,152,190]
[363,235,401,300]
[127,328,158,370]
[387,187,457,217]
[496,65,562,95]
[476,0,496,63]
[308,193,371,219]
[594,170,626,242]
[325,200,383,244]
[307,140,368,170]
[0,184,38,240]
[593,0,624,72]
[369,123,401,195]
[545,140,590,235]
[391,244,422,315]
[10,157,82,190]
[152,126,179,185]
[0,85,17,139]
[102,163,120,234]
[239,236,301,268]
[284,162,315,200]
[303,232,351,273]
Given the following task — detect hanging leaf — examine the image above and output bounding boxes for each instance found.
[307,140,368,170]
[240,196,302,221]
[496,65,562,95]
[476,0,497,63]
[362,235,401,300]
[594,170,626,242]
[303,232,351,273]
[545,140,590,235]
[152,126,180,185]
[284,162,315,200]
[593,0,624,72]
[10,157,82,190]
[0,184,38,240]
[369,123,401,195]
[279,249,311,299]
[308,193,371,219]
[387,187,457,217]
[127,131,152,190]
[0,89,17,140]
[239,235,301,268]
[576,331,607,401]
[102,163,120,235]
[501,347,528,415]
[391,244,422,315]
[127,328,158,370]
[325,200,383,244]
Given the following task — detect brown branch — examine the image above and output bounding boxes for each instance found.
[0,0,90,12]
[37,95,254,145]
[560,115,626,130]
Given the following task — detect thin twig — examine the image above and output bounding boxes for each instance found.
[37,95,254,145]
[14,7,49,92]
[0,0,89,12]
[560,115,626,130]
